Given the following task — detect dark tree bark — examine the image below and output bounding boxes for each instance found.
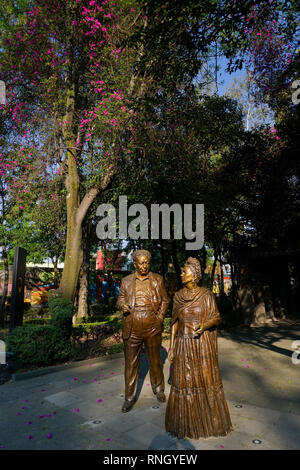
[0,244,9,328]
[171,240,182,288]
[75,221,92,322]
[210,247,218,290]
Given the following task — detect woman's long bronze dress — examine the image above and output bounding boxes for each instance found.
[165,286,233,439]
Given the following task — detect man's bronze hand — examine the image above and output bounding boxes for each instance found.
[168,347,175,362]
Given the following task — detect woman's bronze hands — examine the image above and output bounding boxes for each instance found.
[194,322,206,336]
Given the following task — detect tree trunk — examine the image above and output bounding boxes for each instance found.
[210,249,217,290]
[76,222,92,322]
[219,253,225,296]
[160,241,166,278]
[51,257,60,287]
[0,244,9,328]
[171,240,182,288]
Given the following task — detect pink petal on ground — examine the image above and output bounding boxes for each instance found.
[106,438,111,441]
[247,365,251,368]
[220,445,224,448]
[47,434,52,439]
[97,399,103,403]
[75,408,80,413]
[28,435,33,440]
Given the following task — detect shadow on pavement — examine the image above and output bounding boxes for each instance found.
[136,346,168,400]
[219,319,300,359]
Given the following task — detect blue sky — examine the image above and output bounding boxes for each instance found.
[217,55,246,96]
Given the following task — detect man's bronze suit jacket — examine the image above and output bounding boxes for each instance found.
[117,272,169,340]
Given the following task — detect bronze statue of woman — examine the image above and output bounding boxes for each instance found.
[165,257,233,439]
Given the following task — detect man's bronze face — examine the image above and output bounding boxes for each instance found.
[134,255,150,277]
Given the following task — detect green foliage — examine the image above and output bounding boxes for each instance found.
[72,317,122,336]
[163,317,172,334]
[107,343,124,355]
[7,325,71,367]
[49,296,74,337]
[23,318,51,326]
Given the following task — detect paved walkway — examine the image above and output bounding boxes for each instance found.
[0,319,300,450]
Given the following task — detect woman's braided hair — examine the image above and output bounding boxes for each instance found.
[185,257,202,283]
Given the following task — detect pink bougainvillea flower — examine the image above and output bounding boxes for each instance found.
[97,399,103,403]
[220,444,224,449]
[47,434,52,439]
[106,438,111,441]
[40,414,44,418]
[26,421,32,425]
[73,377,78,381]
[75,408,80,413]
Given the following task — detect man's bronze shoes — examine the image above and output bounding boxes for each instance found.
[156,391,166,403]
[122,399,136,413]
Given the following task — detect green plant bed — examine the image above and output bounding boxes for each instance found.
[106,343,124,355]
[23,318,51,326]
[7,325,71,367]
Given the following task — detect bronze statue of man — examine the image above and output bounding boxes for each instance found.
[117,249,169,412]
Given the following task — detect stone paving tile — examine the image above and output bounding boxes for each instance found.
[126,422,175,450]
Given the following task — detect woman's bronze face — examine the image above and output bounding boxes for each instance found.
[180,265,195,285]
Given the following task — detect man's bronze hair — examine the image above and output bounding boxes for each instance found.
[132,249,151,263]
